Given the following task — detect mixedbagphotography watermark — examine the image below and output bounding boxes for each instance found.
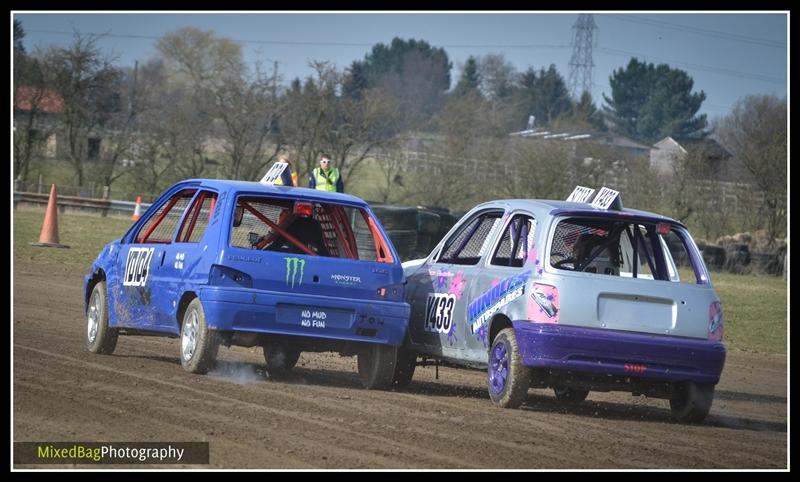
[14,442,209,465]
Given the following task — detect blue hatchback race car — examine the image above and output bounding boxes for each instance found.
[84,179,410,388]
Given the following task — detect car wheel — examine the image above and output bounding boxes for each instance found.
[357,344,398,390]
[392,348,417,388]
[263,343,301,378]
[670,381,715,423]
[86,281,118,355]
[180,298,219,374]
[488,328,531,408]
[553,386,590,403]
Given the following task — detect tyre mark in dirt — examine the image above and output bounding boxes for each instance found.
[13,378,318,468]
[15,344,476,468]
[14,354,412,469]
[17,319,555,467]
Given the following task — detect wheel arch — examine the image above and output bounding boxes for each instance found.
[488,313,513,348]
[176,291,199,329]
[85,269,107,313]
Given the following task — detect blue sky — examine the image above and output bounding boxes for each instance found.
[13,11,788,122]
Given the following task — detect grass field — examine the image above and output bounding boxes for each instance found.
[14,207,135,266]
[12,208,788,355]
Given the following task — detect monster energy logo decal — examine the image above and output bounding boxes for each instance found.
[285,257,305,288]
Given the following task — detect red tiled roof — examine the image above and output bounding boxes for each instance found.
[14,86,64,113]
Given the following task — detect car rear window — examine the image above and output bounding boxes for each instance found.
[229,196,394,263]
[549,217,708,284]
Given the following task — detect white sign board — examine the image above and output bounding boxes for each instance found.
[566,186,595,203]
[590,186,620,210]
[259,162,288,186]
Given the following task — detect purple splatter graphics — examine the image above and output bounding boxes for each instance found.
[447,319,458,346]
[527,245,543,276]
[430,269,453,291]
[476,324,488,348]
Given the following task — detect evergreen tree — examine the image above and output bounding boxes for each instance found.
[342,60,367,99]
[514,64,571,128]
[603,58,707,144]
[568,91,607,131]
[454,56,480,96]
[347,37,451,128]
[14,19,26,54]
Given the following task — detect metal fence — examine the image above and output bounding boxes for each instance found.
[13,176,162,203]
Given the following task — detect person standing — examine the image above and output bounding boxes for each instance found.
[272,155,299,187]
[308,154,343,193]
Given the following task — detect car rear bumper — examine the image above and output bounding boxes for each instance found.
[200,287,410,346]
[513,321,726,384]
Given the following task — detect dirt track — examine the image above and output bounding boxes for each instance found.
[13,259,787,469]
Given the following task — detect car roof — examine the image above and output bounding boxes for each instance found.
[177,179,369,207]
[473,199,685,227]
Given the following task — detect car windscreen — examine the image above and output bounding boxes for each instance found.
[549,217,708,284]
[229,196,395,263]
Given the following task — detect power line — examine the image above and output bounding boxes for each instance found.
[605,14,785,49]
[26,29,570,50]
[26,28,785,85]
[597,46,785,84]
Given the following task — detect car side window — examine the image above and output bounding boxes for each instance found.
[491,214,536,267]
[176,191,218,243]
[438,211,503,265]
[618,224,657,280]
[135,189,197,244]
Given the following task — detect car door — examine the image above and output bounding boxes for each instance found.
[406,209,505,360]
[463,213,537,359]
[149,189,219,331]
[112,188,197,330]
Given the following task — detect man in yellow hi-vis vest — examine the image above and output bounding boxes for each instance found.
[308,154,344,193]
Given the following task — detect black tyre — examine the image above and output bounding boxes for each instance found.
[670,381,715,423]
[488,328,531,408]
[553,386,590,403]
[357,344,398,390]
[86,281,118,355]
[416,210,441,236]
[263,343,301,378]
[180,298,220,374]
[392,348,417,388]
[371,206,418,231]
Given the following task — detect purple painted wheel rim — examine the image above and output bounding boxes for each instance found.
[489,340,509,395]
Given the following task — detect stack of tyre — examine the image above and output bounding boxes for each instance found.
[416,207,460,259]
[361,204,462,262]
[414,208,441,260]
[697,243,726,271]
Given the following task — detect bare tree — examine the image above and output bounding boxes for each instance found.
[13,54,57,183]
[281,61,401,186]
[502,140,574,200]
[157,28,282,181]
[476,53,518,102]
[42,32,121,187]
[95,60,165,193]
[370,147,409,204]
[716,95,787,246]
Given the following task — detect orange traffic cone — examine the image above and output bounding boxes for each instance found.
[30,184,70,248]
[132,196,142,221]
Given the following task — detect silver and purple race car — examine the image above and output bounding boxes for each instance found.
[400,187,726,423]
